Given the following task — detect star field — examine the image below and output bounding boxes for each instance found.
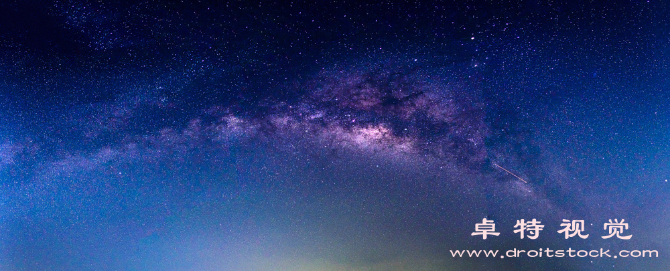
[1,1,670,270]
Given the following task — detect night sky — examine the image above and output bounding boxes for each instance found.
[1,1,670,270]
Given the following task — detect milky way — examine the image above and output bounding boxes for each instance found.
[2,1,670,270]
[0,57,611,270]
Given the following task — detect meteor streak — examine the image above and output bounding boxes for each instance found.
[493,163,528,183]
